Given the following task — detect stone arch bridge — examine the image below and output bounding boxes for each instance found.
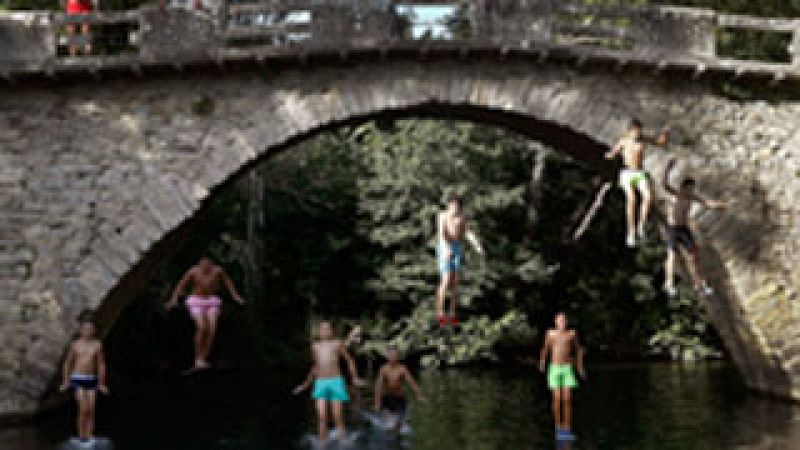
[1,0,799,419]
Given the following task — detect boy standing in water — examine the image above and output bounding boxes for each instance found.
[662,158,728,297]
[606,119,671,247]
[60,312,109,445]
[374,346,425,429]
[539,312,585,440]
[436,194,484,327]
[166,257,245,372]
[293,321,365,443]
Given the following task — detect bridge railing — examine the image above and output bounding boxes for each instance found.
[1,1,800,79]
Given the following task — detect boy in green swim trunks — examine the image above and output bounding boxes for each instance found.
[293,321,365,443]
[606,119,671,248]
[539,312,586,439]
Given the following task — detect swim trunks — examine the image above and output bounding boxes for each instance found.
[66,0,93,14]
[186,295,221,317]
[381,395,407,414]
[547,364,578,390]
[312,376,349,402]
[437,240,463,273]
[618,169,649,191]
[667,225,697,254]
[70,374,98,391]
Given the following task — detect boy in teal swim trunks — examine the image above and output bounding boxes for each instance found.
[539,312,586,439]
[293,321,365,443]
[436,194,484,327]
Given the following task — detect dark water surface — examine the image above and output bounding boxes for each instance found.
[2,363,799,450]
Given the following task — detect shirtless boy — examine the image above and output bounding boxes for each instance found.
[539,312,586,440]
[662,158,728,297]
[293,321,365,442]
[374,346,425,429]
[166,257,245,371]
[606,119,671,247]
[436,195,484,327]
[60,312,109,445]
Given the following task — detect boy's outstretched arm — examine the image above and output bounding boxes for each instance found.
[403,366,426,401]
[465,225,484,255]
[59,344,75,392]
[97,345,110,394]
[293,365,317,395]
[340,344,365,387]
[697,195,729,210]
[222,270,245,305]
[166,270,192,310]
[663,158,678,196]
[538,333,550,373]
[574,332,587,379]
[605,140,623,160]
[374,367,385,411]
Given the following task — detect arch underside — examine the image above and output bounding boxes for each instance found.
[0,60,796,418]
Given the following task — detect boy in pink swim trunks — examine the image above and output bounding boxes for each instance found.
[166,257,245,372]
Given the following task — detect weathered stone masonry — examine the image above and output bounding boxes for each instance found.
[0,60,799,418]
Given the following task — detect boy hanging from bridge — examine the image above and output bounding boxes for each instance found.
[662,158,728,297]
[606,119,671,248]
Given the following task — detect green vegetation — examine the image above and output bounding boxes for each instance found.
[108,119,721,372]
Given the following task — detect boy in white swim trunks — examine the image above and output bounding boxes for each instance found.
[606,119,671,247]
[166,257,245,371]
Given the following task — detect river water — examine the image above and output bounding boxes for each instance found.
[2,362,799,450]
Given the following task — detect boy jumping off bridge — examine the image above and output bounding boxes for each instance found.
[662,158,728,297]
[436,194,484,327]
[539,312,585,441]
[606,119,671,248]
[166,257,245,372]
[293,321,365,443]
[60,311,109,446]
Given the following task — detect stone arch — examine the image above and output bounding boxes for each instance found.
[2,60,797,417]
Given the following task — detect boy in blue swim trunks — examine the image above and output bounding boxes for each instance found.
[59,312,109,445]
[540,312,585,440]
[293,321,365,443]
[436,194,484,327]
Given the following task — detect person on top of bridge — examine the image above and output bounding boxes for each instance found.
[662,158,728,297]
[60,311,109,446]
[63,0,96,56]
[436,194,484,328]
[292,320,365,444]
[166,256,245,373]
[539,312,585,441]
[606,119,671,248]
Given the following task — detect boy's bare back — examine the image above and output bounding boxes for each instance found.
[188,265,224,296]
[70,339,103,376]
[312,339,344,378]
[545,329,578,365]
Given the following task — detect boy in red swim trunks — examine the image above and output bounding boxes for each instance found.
[64,0,96,56]
[166,257,245,372]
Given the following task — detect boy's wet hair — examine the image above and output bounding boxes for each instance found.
[555,311,567,319]
[630,118,643,129]
[78,309,95,325]
[681,178,696,188]
[445,194,462,207]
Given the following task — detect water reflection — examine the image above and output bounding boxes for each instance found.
[1,363,799,449]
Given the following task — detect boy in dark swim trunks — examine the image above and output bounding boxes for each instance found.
[374,346,425,429]
[539,312,585,440]
[59,312,109,445]
[662,158,728,297]
[166,257,245,372]
[293,321,365,443]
